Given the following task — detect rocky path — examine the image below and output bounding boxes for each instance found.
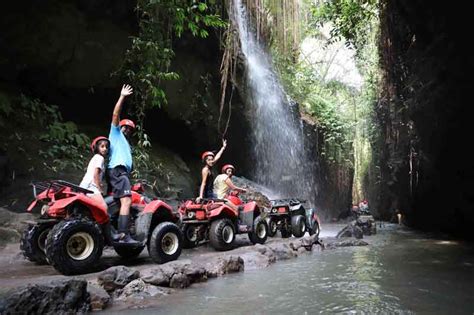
[0,209,369,313]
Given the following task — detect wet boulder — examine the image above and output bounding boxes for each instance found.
[206,256,244,278]
[0,279,90,314]
[169,273,190,289]
[140,260,207,288]
[116,279,169,300]
[266,243,297,260]
[336,222,364,239]
[87,282,110,311]
[289,234,323,251]
[239,248,276,270]
[97,266,140,293]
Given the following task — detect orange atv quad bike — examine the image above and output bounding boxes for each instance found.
[178,190,268,251]
[20,180,182,275]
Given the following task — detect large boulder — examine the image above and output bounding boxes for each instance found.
[205,256,244,278]
[97,266,140,293]
[0,279,90,314]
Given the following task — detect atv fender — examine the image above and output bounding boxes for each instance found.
[135,205,177,242]
[243,201,258,214]
[49,195,109,224]
[208,205,237,219]
[143,200,173,214]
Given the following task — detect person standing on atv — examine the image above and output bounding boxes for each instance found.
[107,84,140,244]
[196,139,227,202]
[213,164,247,210]
[79,136,109,210]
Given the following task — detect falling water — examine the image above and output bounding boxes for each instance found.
[232,0,317,203]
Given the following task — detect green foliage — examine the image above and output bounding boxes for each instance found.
[121,0,225,115]
[119,0,225,180]
[311,0,378,51]
[38,121,89,171]
[2,94,90,172]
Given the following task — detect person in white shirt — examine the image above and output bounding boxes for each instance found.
[213,164,247,211]
[80,136,109,210]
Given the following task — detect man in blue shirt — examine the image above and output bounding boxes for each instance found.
[107,84,140,244]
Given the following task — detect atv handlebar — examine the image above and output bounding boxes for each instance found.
[270,198,306,206]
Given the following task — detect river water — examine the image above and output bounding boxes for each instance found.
[109,224,474,314]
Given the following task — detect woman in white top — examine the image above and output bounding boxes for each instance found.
[80,136,110,209]
[213,164,247,210]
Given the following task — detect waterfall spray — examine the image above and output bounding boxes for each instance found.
[231,0,317,204]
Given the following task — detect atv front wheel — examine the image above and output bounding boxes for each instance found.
[291,215,306,237]
[148,222,182,264]
[20,223,54,265]
[209,218,235,251]
[45,219,104,275]
[248,216,268,245]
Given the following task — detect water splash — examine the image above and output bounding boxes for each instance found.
[232,0,317,203]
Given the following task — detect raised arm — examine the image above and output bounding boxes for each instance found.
[213,139,227,163]
[112,84,133,126]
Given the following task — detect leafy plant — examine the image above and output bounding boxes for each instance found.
[310,0,379,51]
[119,0,225,180]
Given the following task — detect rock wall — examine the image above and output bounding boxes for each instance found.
[372,0,474,238]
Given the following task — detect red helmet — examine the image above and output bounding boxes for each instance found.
[119,119,136,130]
[90,136,109,153]
[201,151,215,161]
[222,164,235,173]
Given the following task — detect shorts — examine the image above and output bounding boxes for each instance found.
[204,189,216,199]
[107,166,132,198]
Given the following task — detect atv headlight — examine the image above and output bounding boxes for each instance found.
[41,205,50,216]
[272,208,277,213]
[187,211,195,219]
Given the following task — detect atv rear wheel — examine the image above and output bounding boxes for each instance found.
[209,218,235,251]
[248,216,268,245]
[309,221,320,237]
[291,215,306,237]
[45,219,104,275]
[20,223,54,265]
[182,224,199,249]
[114,246,145,259]
[148,222,182,264]
[267,218,277,237]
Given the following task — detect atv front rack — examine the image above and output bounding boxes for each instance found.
[32,180,93,197]
[270,198,306,207]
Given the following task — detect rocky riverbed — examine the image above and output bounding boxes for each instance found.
[0,207,369,313]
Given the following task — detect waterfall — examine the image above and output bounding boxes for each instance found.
[231,0,317,204]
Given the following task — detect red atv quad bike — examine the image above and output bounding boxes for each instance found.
[20,180,182,275]
[265,198,321,238]
[178,191,268,251]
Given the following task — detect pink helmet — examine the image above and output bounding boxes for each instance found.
[90,136,109,153]
[201,151,215,161]
[119,119,136,130]
[222,164,235,173]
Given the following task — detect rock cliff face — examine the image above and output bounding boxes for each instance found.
[372,0,474,238]
[0,1,353,217]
